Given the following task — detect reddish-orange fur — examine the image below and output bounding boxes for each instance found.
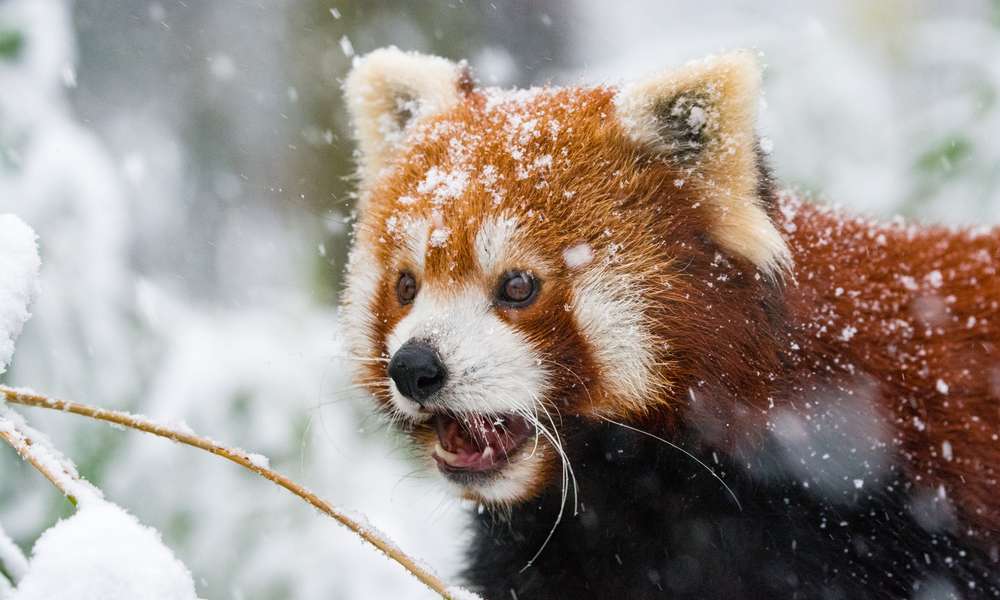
[783,198,1000,537]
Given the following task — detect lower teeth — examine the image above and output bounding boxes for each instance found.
[434,441,461,464]
[434,441,498,467]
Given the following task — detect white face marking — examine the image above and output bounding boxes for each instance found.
[571,267,655,411]
[475,215,519,275]
[386,286,548,421]
[340,229,381,360]
[398,217,430,270]
[446,449,543,504]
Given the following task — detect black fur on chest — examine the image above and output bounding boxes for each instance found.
[462,421,1000,600]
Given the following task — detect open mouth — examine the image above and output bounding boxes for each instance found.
[432,413,534,475]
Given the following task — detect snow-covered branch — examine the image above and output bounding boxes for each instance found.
[0,405,102,506]
[0,404,199,600]
[0,385,466,599]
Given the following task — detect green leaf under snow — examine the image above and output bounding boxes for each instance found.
[0,29,24,61]
[915,135,973,178]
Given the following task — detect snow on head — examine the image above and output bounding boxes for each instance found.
[562,243,595,270]
[11,500,198,600]
[0,215,40,375]
[416,166,470,206]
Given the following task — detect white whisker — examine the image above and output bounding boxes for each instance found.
[598,415,742,511]
[504,383,580,573]
[331,353,391,364]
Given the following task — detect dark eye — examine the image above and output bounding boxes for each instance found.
[497,271,538,307]
[397,272,417,305]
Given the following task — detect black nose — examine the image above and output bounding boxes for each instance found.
[388,340,447,403]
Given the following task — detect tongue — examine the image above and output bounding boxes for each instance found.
[433,414,530,471]
[434,414,485,454]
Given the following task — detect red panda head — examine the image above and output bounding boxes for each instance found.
[340,47,792,505]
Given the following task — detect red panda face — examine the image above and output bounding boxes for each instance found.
[340,48,791,505]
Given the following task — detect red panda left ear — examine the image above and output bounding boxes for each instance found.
[343,47,470,205]
[614,52,792,280]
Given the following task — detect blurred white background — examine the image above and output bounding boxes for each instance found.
[1,0,997,597]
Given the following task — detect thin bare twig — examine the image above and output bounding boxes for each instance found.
[0,422,76,503]
[0,385,461,599]
[0,405,102,506]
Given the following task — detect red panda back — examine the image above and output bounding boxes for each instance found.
[782,195,1000,538]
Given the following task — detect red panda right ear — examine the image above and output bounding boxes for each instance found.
[343,47,467,202]
[614,52,792,280]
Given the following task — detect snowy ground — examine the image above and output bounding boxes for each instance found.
[1,1,998,598]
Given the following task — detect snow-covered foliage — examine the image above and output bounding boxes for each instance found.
[0,227,198,600]
[0,0,132,402]
[10,501,198,600]
[0,1,463,598]
[0,407,197,600]
[0,216,38,376]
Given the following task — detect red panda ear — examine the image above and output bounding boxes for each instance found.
[614,52,792,280]
[343,47,469,198]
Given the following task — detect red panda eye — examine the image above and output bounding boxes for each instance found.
[497,271,538,307]
[397,272,417,305]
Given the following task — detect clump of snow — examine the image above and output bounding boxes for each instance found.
[562,243,594,270]
[416,166,470,206]
[941,440,953,462]
[11,500,198,600]
[428,227,452,248]
[924,269,943,288]
[444,586,484,600]
[0,215,40,375]
[898,275,919,291]
[0,523,28,584]
[245,452,270,470]
[838,325,857,342]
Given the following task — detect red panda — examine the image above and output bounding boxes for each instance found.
[340,47,1000,599]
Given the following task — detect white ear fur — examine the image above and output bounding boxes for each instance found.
[614,52,792,279]
[343,47,465,193]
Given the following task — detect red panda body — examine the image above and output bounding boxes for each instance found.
[341,48,1000,598]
